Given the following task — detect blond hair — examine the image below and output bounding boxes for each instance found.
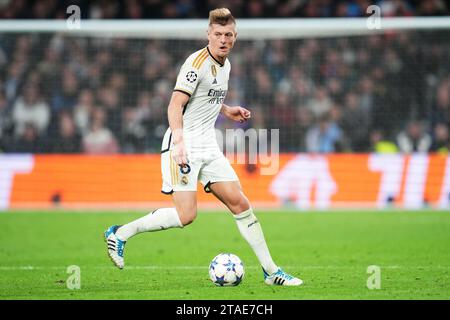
[208,8,235,26]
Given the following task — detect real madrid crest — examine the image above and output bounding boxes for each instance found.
[181,176,189,185]
[211,65,217,77]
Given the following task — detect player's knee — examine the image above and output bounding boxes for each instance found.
[179,208,197,226]
[230,194,251,215]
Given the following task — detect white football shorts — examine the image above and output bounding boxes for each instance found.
[160,133,239,194]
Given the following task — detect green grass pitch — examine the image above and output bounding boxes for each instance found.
[0,209,449,300]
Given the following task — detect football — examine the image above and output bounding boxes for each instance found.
[209,253,245,286]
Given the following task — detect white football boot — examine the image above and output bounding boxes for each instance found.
[104,225,126,269]
[263,268,303,286]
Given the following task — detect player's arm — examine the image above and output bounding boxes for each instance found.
[168,91,190,166]
[221,104,251,123]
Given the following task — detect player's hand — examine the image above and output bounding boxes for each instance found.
[172,140,189,167]
[227,106,251,123]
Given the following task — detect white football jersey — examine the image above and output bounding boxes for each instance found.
[162,46,230,161]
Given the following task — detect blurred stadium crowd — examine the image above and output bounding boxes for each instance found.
[0,0,449,155]
[0,31,449,154]
[0,0,449,19]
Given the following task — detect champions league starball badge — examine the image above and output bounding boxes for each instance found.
[186,71,198,83]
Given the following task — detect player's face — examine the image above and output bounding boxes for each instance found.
[207,23,237,59]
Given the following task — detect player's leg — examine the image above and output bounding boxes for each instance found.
[105,192,195,269]
[113,191,196,240]
[199,157,278,274]
[115,191,196,240]
[208,181,278,273]
[208,181,302,286]
[105,206,182,269]
[105,132,200,269]
[200,153,303,286]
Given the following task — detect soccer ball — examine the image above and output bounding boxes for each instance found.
[209,253,244,286]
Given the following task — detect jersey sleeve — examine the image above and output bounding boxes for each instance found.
[174,57,202,97]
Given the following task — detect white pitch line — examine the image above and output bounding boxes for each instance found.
[0,265,449,271]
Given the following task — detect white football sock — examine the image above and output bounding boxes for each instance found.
[234,208,279,275]
[115,207,183,241]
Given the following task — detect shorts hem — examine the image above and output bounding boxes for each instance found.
[203,179,239,193]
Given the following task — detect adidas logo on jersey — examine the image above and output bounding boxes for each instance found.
[212,78,217,84]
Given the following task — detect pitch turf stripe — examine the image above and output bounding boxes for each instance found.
[1,265,448,271]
